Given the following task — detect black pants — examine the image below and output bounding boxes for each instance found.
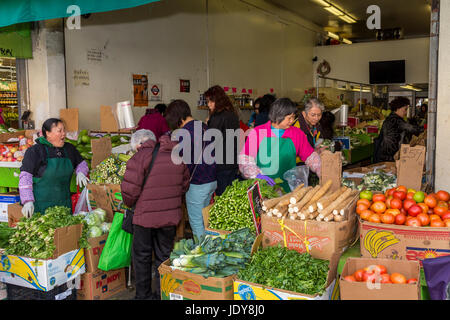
[132,224,176,300]
[216,169,239,196]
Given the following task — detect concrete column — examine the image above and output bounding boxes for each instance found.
[27,19,67,130]
[435,0,450,190]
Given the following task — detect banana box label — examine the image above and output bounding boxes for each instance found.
[0,249,85,292]
[363,229,401,258]
[233,280,335,300]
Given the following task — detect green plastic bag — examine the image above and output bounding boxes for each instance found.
[98,212,133,271]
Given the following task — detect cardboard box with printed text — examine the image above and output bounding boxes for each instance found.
[77,268,126,300]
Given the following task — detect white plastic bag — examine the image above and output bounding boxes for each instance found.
[73,187,92,216]
[283,165,309,191]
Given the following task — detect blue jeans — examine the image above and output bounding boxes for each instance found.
[185,181,217,240]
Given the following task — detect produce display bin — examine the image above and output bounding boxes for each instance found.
[343,143,375,164]
[6,281,77,300]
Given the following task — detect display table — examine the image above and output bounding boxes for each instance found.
[0,161,77,193]
[335,240,430,300]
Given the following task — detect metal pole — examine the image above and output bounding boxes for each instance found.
[427,0,439,190]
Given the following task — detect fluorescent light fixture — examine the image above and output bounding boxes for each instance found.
[339,15,357,23]
[328,31,339,40]
[312,0,331,6]
[400,85,422,92]
[342,38,352,44]
[324,6,344,16]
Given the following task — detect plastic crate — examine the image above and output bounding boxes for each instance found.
[6,281,77,300]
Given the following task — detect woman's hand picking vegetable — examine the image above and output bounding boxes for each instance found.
[256,174,276,186]
[22,201,34,218]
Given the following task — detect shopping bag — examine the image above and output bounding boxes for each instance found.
[283,165,310,191]
[73,186,92,216]
[98,212,133,271]
[423,255,450,300]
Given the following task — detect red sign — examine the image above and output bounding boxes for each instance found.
[180,79,190,93]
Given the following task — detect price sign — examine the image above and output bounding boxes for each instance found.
[247,181,263,235]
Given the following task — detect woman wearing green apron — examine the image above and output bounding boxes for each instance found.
[19,118,89,217]
[239,98,322,193]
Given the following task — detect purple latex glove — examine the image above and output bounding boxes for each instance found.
[256,174,276,186]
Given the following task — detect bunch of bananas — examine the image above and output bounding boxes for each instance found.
[363,229,400,258]
[161,273,180,298]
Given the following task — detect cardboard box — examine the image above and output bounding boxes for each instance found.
[359,218,450,265]
[84,233,108,273]
[396,144,426,191]
[0,248,86,292]
[0,193,20,223]
[261,194,359,261]
[60,108,79,133]
[86,183,122,222]
[77,268,126,300]
[339,257,421,300]
[0,130,26,144]
[158,234,262,300]
[7,202,22,227]
[202,204,232,236]
[233,232,340,300]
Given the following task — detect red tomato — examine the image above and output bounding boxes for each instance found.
[391,273,407,284]
[430,220,445,227]
[381,273,392,284]
[416,213,430,226]
[441,212,450,221]
[343,275,357,282]
[393,191,407,201]
[353,269,365,282]
[396,186,408,193]
[395,213,407,225]
[436,190,450,202]
[405,217,422,227]
[408,205,423,217]
[400,208,407,215]
[381,213,395,224]
[385,197,392,209]
[360,210,373,221]
[424,195,438,209]
[406,192,415,201]
[375,265,388,275]
[407,278,418,284]
[385,209,401,217]
[371,201,387,214]
[373,194,386,203]
[434,205,447,217]
[417,203,429,214]
[444,219,450,227]
[363,272,377,284]
[390,198,403,210]
[368,213,381,223]
[403,199,416,211]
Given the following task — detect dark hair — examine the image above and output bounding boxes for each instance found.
[254,98,262,110]
[42,118,63,138]
[155,103,167,115]
[268,98,298,124]
[259,94,276,114]
[389,97,410,112]
[319,111,335,140]
[165,100,192,130]
[204,85,236,115]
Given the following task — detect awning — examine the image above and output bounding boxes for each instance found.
[0,23,32,58]
[0,0,161,28]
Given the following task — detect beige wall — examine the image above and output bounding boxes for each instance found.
[313,38,430,85]
[435,0,450,191]
[64,0,320,130]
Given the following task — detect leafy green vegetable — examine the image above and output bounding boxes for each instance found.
[5,206,89,259]
[89,154,129,185]
[356,172,397,192]
[237,245,330,296]
[169,228,255,278]
[208,179,281,233]
[0,222,14,248]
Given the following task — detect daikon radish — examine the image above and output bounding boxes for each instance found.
[288,184,309,204]
[262,197,281,211]
[318,188,353,220]
[291,186,318,212]
[309,211,320,220]
[334,214,345,222]
[303,180,333,208]
[273,185,304,213]
[317,187,347,212]
[339,195,357,216]
[324,213,335,222]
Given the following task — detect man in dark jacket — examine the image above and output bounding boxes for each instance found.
[374,97,424,162]
[121,129,190,300]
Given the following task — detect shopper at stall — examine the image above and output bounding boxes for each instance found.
[165,100,217,240]
[294,97,324,149]
[239,98,322,193]
[154,103,167,116]
[247,98,261,128]
[18,118,89,217]
[254,94,276,127]
[205,85,240,196]
[121,129,190,300]
[374,97,424,163]
[137,105,170,140]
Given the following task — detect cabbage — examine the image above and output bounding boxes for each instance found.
[92,208,106,223]
[100,222,112,234]
[87,226,103,238]
[84,212,101,227]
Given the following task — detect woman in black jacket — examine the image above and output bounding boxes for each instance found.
[205,85,240,196]
[254,94,276,127]
[374,97,424,162]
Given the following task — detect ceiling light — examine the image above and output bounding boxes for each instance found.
[400,85,422,92]
[311,0,330,7]
[324,6,344,16]
[327,31,339,40]
[339,15,357,23]
[342,38,352,44]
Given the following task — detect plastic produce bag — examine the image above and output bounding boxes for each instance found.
[73,187,92,216]
[98,212,133,271]
[422,255,450,300]
[283,165,309,191]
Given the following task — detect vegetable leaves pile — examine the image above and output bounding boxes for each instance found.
[237,246,330,296]
[169,228,255,278]
[356,171,397,192]
[0,222,14,248]
[5,206,89,259]
[208,179,281,233]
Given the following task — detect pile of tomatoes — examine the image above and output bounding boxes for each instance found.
[357,186,450,227]
[343,264,417,284]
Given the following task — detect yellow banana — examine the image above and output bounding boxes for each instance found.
[377,238,400,255]
[364,230,377,254]
[374,234,398,253]
[369,231,400,257]
[162,274,170,296]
